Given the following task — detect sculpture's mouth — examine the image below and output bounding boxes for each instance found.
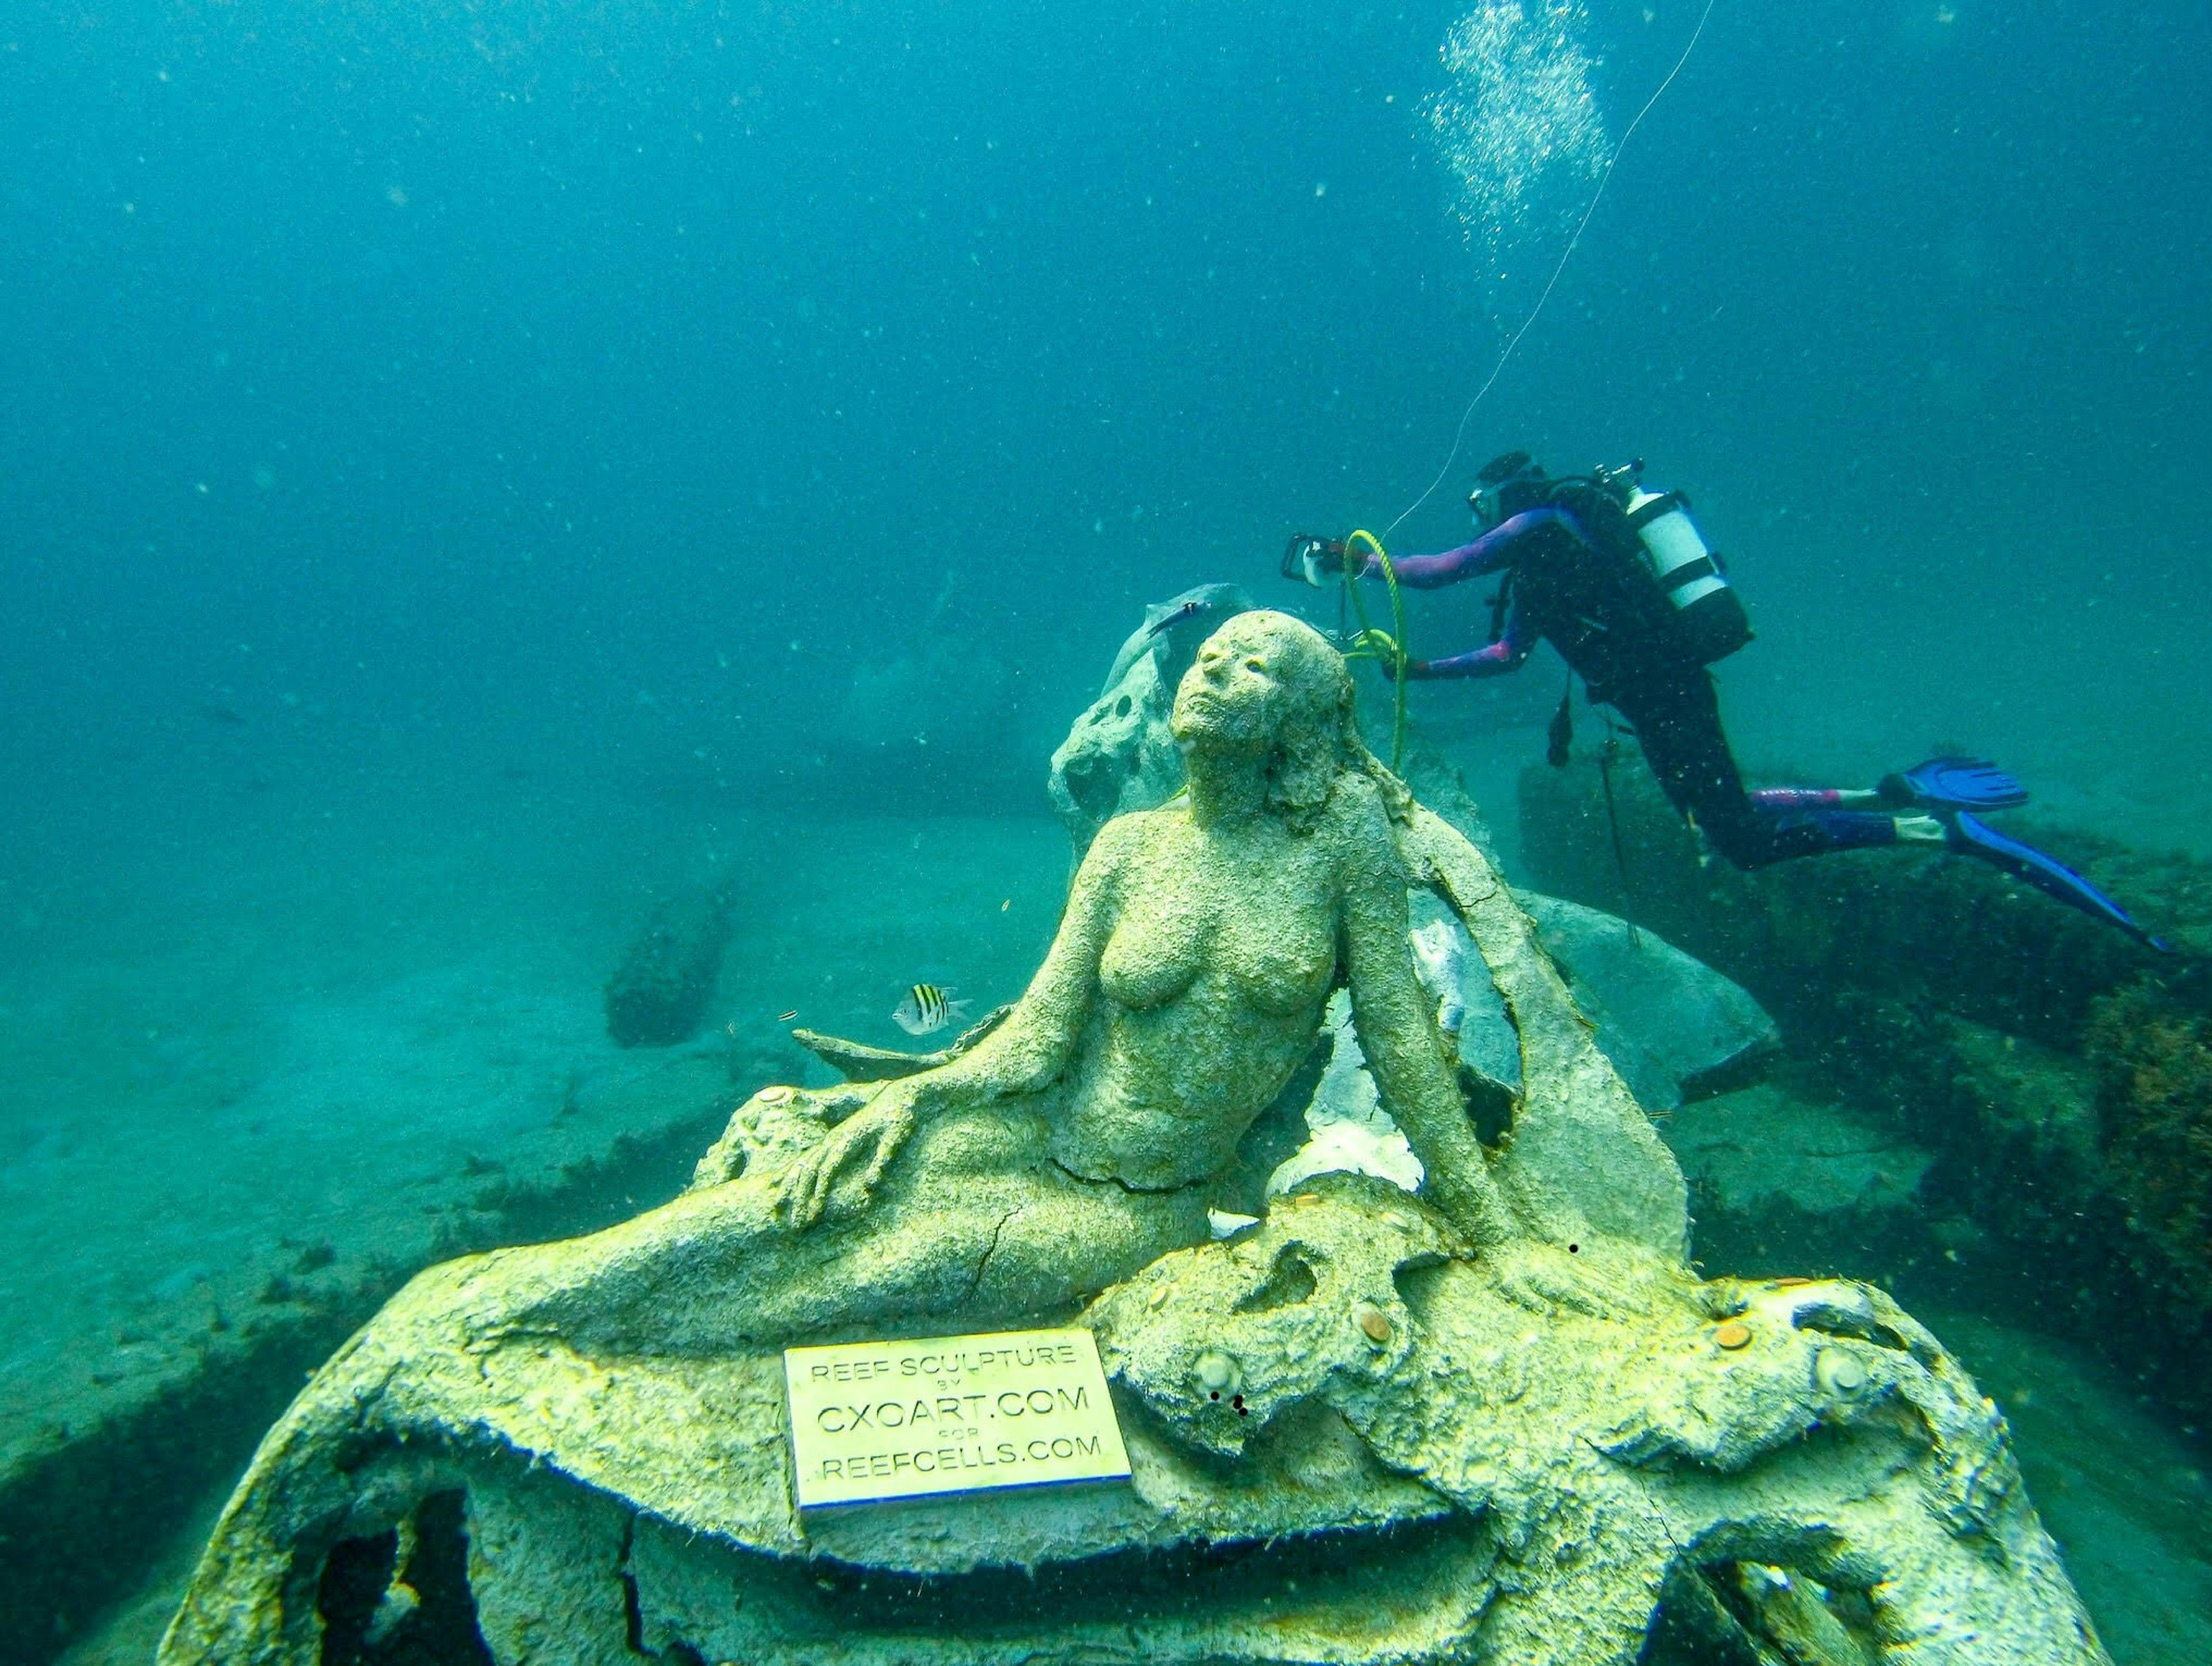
[1173,690,1238,732]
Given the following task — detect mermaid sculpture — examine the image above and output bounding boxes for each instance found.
[777,610,1509,1244]
[161,612,2107,1666]
[365,612,1514,1364]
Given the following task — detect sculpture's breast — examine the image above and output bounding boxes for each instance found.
[1099,896,1210,1011]
[1220,902,1336,1017]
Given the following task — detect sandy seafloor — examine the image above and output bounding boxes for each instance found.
[0,775,1074,1467]
[6,739,2210,1663]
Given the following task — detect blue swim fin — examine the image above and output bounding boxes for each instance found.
[1949,812,2167,949]
[1887,756,2029,812]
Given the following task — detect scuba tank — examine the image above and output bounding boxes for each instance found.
[1615,472,1752,665]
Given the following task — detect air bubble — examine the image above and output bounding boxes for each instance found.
[1422,2,1608,315]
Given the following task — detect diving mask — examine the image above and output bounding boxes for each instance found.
[1468,449,1544,532]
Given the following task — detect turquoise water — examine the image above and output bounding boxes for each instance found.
[3,2,2209,1660]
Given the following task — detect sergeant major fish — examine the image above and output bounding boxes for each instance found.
[892,983,973,1037]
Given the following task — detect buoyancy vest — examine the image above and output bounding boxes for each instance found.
[1507,478,1751,702]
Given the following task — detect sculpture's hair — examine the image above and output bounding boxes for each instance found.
[1216,612,1414,836]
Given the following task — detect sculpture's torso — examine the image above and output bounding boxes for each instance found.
[1050,805,1340,1190]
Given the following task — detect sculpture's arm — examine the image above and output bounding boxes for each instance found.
[914,815,1127,1105]
[1339,803,1516,1250]
[777,815,1126,1227]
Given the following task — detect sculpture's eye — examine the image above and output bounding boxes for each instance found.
[1244,657,1267,673]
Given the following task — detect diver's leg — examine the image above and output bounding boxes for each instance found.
[1620,684,2156,937]
[1619,676,1786,868]
[1624,677,1905,870]
[1748,784,1884,812]
[1749,757,2030,816]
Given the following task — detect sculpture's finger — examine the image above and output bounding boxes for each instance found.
[831,1131,881,1216]
[781,1146,832,1230]
[805,1130,858,1225]
[773,1161,812,1229]
[846,1106,916,1210]
[855,1130,896,1204]
[796,1150,835,1228]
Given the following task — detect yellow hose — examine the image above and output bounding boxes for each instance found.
[1338,528,1408,770]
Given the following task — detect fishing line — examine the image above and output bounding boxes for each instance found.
[1380,0,1720,544]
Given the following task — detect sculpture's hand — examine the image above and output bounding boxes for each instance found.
[776,1089,918,1230]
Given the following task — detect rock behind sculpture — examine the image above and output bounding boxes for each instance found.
[1516,892,1780,1110]
[1047,582,1253,856]
[161,615,2108,1666]
[603,883,736,1048]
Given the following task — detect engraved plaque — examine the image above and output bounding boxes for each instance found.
[783,1327,1131,1509]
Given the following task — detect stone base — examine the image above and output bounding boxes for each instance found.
[161,1180,2106,1666]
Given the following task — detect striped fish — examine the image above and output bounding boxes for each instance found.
[892,982,972,1037]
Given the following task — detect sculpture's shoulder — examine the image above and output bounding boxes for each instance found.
[1092,800,1187,860]
[1068,802,1183,902]
[1317,770,1404,854]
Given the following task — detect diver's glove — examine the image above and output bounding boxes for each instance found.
[1281,534,1353,587]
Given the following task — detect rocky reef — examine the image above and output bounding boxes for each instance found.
[1519,748,2212,1423]
[2089,980,2212,1308]
[160,619,2108,1665]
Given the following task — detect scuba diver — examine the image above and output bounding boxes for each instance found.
[1284,450,2162,948]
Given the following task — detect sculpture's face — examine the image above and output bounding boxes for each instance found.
[1171,617,1292,748]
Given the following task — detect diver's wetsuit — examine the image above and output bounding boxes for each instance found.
[1376,482,1895,870]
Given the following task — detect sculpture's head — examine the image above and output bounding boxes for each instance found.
[1171,611,1402,831]
[1171,611,1340,748]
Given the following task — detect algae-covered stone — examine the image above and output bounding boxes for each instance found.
[1047,583,1255,858]
[160,616,2106,1666]
[1515,891,1780,1110]
[603,883,735,1048]
[1406,888,1779,1114]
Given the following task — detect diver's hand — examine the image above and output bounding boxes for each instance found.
[777,1089,917,1229]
